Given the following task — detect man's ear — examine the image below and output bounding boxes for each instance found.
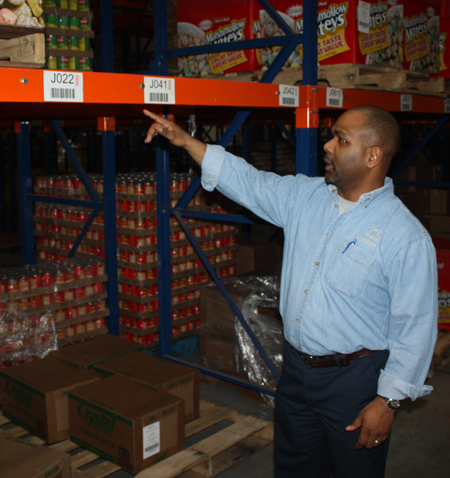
[366,146,383,169]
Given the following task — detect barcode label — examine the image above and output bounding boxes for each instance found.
[145,443,159,453]
[143,421,160,459]
[149,92,168,102]
[401,95,413,111]
[358,1,371,34]
[44,71,83,102]
[326,88,343,108]
[328,98,341,106]
[282,97,296,105]
[278,85,299,107]
[51,88,75,99]
[444,98,450,113]
[144,77,175,104]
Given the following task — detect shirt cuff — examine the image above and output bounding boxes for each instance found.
[378,370,433,401]
[201,144,226,192]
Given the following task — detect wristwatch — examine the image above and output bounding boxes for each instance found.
[379,396,401,410]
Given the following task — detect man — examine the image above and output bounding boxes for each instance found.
[144,106,438,478]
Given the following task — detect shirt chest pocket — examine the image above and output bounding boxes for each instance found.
[324,243,378,298]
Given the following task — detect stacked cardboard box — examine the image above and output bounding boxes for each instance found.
[68,374,185,474]
[0,356,99,443]
[33,172,238,349]
[93,352,200,423]
[0,336,196,473]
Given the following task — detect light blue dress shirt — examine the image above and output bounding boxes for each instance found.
[201,144,438,401]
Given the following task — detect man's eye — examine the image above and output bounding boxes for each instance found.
[338,137,346,143]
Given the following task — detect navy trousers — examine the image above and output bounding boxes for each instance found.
[274,342,390,478]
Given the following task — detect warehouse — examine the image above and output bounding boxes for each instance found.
[0,0,449,477]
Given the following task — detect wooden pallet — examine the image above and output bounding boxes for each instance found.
[0,400,273,478]
[204,64,446,97]
[0,25,45,68]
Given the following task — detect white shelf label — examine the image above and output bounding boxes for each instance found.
[143,422,160,459]
[144,77,176,104]
[401,94,413,111]
[326,88,343,108]
[279,85,299,107]
[43,71,84,102]
[445,98,450,113]
[358,1,371,34]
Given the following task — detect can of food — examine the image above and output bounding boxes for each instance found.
[78,0,89,10]
[70,16,80,29]
[80,18,91,30]
[57,56,70,70]
[69,36,79,50]
[75,266,85,280]
[57,35,69,49]
[79,57,91,70]
[69,56,80,70]
[78,37,89,51]
[69,0,78,9]
[59,16,70,29]
[46,13,58,27]
[46,34,58,49]
[47,56,58,69]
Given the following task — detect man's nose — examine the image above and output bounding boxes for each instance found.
[323,138,333,153]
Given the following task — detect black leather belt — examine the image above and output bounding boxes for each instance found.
[298,348,377,367]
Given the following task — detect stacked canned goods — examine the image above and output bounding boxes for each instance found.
[33,171,238,348]
[0,257,109,368]
[43,0,93,71]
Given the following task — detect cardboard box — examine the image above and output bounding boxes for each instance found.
[0,433,71,478]
[94,353,200,423]
[199,284,246,375]
[50,334,145,371]
[403,0,440,74]
[177,0,260,76]
[0,357,99,444]
[257,1,404,69]
[236,239,282,275]
[68,374,185,474]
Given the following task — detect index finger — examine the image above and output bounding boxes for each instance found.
[143,109,166,124]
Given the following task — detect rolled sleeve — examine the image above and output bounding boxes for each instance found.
[201,144,226,192]
[379,235,438,400]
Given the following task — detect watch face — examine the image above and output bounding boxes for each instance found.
[387,398,400,409]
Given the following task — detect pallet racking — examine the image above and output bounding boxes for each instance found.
[2,0,450,394]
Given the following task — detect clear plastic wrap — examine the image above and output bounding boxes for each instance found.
[233,276,283,407]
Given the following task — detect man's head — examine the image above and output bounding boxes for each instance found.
[323,106,400,201]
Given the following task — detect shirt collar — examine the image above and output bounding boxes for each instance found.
[327,177,394,207]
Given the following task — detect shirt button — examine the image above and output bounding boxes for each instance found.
[304,289,308,294]
[315,261,319,266]
[298,345,301,350]
[327,233,332,237]
[334,204,338,208]
[296,319,299,323]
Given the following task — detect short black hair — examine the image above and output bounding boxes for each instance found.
[350,105,401,164]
